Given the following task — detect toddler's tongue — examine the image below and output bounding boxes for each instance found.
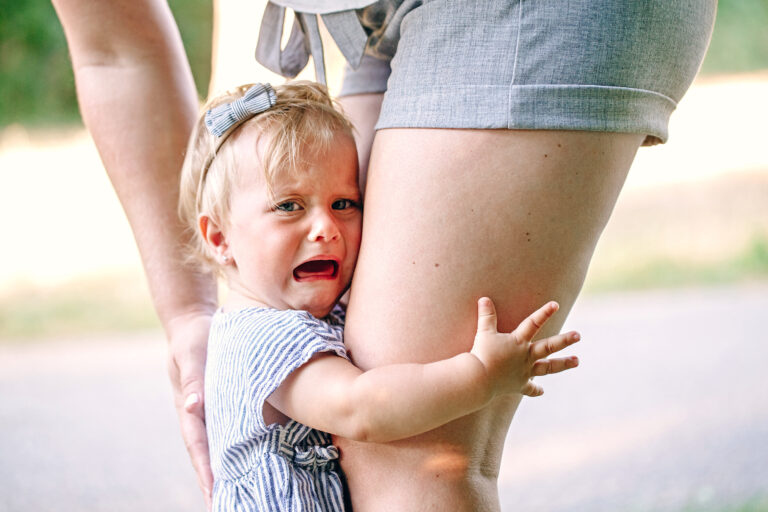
[293,260,337,280]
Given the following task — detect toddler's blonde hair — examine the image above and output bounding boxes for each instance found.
[179,81,356,274]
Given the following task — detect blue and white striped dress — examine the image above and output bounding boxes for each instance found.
[205,305,349,511]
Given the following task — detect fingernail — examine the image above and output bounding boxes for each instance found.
[573,332,580,341]
[184,393,200,410]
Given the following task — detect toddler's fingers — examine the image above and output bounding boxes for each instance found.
[476,297,498,333]
[531,356,579,377]
[513,301,559,343]
[530,331,580,360]
[521,380,544,397]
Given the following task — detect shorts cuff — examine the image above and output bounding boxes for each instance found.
[508,85,677,144]
[376,83,677,144]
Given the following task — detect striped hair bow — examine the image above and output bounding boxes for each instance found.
[196,83,277,210]
[205,83,277,137]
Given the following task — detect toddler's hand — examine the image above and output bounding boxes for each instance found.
[470,297,580,398]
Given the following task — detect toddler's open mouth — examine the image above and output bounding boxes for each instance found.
[293,260,339,281]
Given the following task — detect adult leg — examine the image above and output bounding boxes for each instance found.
[339,127,644,511]
[334,1,714,507]
[338,93,384,194]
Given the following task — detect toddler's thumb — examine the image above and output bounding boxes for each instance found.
[522,380,544,397]
[477,297,498,333]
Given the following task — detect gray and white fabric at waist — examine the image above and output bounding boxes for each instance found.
[255,0,377,85]
[267,0,376,13]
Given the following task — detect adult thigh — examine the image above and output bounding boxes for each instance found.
[345,128,643,367]
[339,129,644,506]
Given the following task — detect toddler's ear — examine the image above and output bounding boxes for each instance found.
[198,214,232,265]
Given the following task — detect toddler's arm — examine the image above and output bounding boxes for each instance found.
[268,298,579,443]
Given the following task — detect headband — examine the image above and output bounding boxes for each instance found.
[196,83,277,208]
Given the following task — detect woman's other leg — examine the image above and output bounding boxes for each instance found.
[338,93,384,193]
[339,128,644,511]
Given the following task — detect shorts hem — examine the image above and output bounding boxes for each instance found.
[375,83,677,143]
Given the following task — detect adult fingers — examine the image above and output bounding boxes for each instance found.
[179,402,214,509]
[521,380,544,397]
[169,354,213,507]
[513,301,559,343]
[530,356,579,376]
[165,311,214,507]
[167,329,212,506]
[530,331,580,360]
[476,297,498,333]
[178,366,212,506]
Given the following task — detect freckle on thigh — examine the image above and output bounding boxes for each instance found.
[344,128,643,368]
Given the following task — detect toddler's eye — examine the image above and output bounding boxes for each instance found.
[275,201,301,212]
[332,199,358,210]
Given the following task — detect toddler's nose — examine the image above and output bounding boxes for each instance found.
[307,210,341,242]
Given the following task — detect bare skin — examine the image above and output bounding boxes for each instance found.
[336,93,383,193]
[336,125,644,511]
[52,2,643,508]
[51,0,217,506]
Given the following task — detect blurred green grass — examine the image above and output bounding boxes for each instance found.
[2,233,767,341]
[2,1,768,341]
[682,495,768,512]
[583,233,768,294]
[0,273,159,341]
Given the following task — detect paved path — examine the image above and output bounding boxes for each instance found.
[499,283,768,511]
[1,283,767,511]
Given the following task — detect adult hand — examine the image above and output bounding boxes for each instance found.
[167,310,214,510]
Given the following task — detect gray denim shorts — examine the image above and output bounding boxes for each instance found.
[340,0,717,145]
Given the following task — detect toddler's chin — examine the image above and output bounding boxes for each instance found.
[289,283,348,317]
[294,296,337,318]
[308,304,335,319]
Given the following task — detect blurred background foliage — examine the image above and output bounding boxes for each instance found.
[699,0,768,75]
[1,0,768,128]
[2,0,768,341]
[0,0,212,128]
